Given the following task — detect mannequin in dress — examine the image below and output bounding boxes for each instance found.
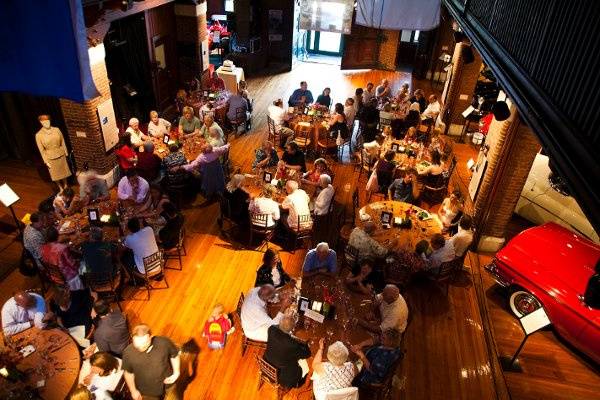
[35,115,71,190]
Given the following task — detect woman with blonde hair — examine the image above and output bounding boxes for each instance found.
[68,385,94,400]
[312,339,357,400]
[248,184,280,228]
[147,110,171,138]
[178,106,201,137]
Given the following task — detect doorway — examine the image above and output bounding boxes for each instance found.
[306,30,343,56]
[396,29,420,69]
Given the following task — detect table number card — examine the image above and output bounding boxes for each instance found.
[163,134,170,144]
[304,309,325,324]
[264,172,273,183]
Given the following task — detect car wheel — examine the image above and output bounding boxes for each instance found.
[509,290,542,318]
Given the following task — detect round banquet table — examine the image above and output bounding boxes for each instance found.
[379,137,433,174]
[358,201,443,253]
[288,114,329,150]
[187,90,228,121]
[146,135,205,162]
[241,168,303,204]
[0,328,81,400]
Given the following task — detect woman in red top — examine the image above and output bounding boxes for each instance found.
[114,134,137,173]
[302,158,332,188]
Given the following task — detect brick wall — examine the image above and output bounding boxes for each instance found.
[378,30,399,70]
[59,45,116,175]
[473,104,541,241]
[441,42,482,128]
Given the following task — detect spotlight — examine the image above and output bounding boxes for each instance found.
[462,45,475,64]
[492,101,510,121]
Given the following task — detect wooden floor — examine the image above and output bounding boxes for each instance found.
[1,62,597,399]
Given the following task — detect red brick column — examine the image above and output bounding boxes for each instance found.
[59,44,118,184]
[441,42,482,135]
[471,100,541,251]
[175,2,209,83]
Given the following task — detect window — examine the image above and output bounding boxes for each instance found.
[225,0,234,12]
[413,30,420,43]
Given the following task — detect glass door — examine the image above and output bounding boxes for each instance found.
[306,30,343,56]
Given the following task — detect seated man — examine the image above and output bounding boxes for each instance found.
[226,90,249,127]
[375,79,391,100]
[85,300,130,358]
[249,184,280,228]
[345,258,383,294]
[313,174,335,216]
[388,171,415,204]
[23,212,46,268]
[79,171,110,205]
[253,140,279,169]
[426,233,455,274]
[2,290,50,336]
[136,142,162,183]
[303,242,337,277]
[268,99,295,147]
[264,315,311,389]
[359,285,408,335]
[421,94,440,120]
[81,227,118,276]
[288,81,314,107]
[282,142,307,172]
[351,328,403,387]
[281,180,312,230]
[122,218,159,275]
[117,169,150,205]
[126,118,149,148]
[449,214,474,258]
[241,284,293,342]
[348,221,394,261]
[200,115,225,146]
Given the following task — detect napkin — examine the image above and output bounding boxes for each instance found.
[298,121,311,127]
[359,211,371,221]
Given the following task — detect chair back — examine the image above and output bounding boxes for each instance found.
[143,251,163,275]
[296,214,313,233]
[379,117,392,131]
[257,356,279,385]
[351,188,359,216]
[293,124,312,149]
[324,387,359,400]
[86,269,119,293]
[236,292,245,320]
[437,258,462,282]
[267,116,277,138]
[345,244,360,268]
[218,192,232,220]
[250,213,270,230]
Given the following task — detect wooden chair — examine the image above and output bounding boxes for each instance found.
[229,106,247,136]
[356,148,377,180]
[256,355,290,400]
[249,213,276,250]
[217,192,237,236]
[235,292,268,356]
[420,173,449,206]
[287,214,313,252]
[431,257,464,296]
[40,260,68,290]
[293,124,312,157]
[367,169,393,201]
[344,244,360,272]
[317,129,338,158]
[383,256,412,291]
[85,269,123,310]
[267,116,280,145]
[336,189,359,251]
[378,117,392,132]
[131,251,168,301]
[163,227,186,271]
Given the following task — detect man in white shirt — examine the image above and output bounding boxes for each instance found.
[363,134,385,159]
[147,110,171,138]
[449,214,474,258]
[281,180,312,229]
[313,175,334,216]
[427,233,456,273]
[268,99,295,148]
[249,185,281,227]
[358,285,408,334]
[362,82,375,104]
[123,218,159,274]
[421,94,441,120]
[241,284,293,342]
[117,169,150,204]
[126,118,149,147]
[2,291,49,336]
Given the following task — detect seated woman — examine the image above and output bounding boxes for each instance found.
[351,328,403,387]
[403,126,418,144]
[252,140,279,169]
[419,150,444,177]
[302,158,332,188]
[179,106,202,137]
[147,110,171,138]
[41,227,83,291]
[114,134,137,174]
[367,151,396,193]
[254,249,291,288]
[53,187,80,217]
[248,184,280,228]
[438,190,464,230]
[315,87,332,108]
[224,174,250,224]
[50,286,93,335]
[312,339,357,400]
[329,103,349,141]
[345,258,382,294]
[79,352,122,400]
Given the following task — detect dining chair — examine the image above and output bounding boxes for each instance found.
[379,117,392,132]
[256,355,290,400]
[249,213,276,250]
[229,106,247,137]
[288,214,313,252]
[163,227,186,271]
[293,123,313,157]
[362,354,404,400]
[131,251,168,301]
[267,116,279,145]
[234,292,268,356]
[344,244,360,272]
[85,269,123,311]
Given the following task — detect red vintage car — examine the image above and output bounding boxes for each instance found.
[486,222,600,364]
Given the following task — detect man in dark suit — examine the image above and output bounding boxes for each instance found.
[263,315,311,388]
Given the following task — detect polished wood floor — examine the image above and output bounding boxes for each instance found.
[1,62,597,399]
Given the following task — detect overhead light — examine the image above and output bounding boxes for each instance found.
[492,101,510,121]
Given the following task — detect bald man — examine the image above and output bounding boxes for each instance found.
[359,285,408,335]
[2,291,51,336]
